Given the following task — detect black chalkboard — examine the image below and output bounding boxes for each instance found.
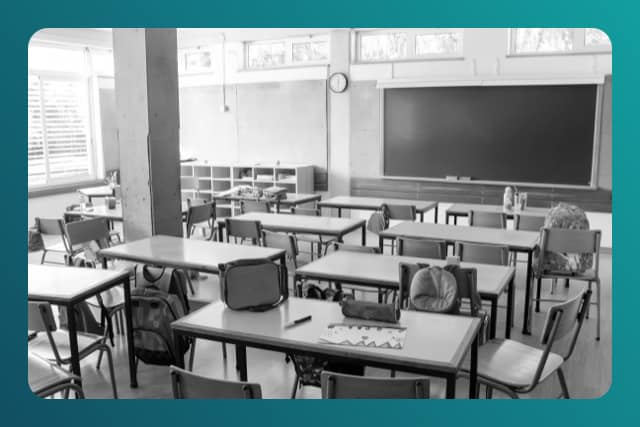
[383,85,598,186]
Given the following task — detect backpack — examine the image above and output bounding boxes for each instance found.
[131,266,190,366]
[408,266,459,313]
[218,259,288,312]
[366,203,390,234]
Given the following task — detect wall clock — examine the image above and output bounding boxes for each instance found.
[328,72,348,93]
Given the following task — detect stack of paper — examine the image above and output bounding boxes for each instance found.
[319,323,407,349]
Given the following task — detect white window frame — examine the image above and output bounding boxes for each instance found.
[243,35,329,70]
[28,43,98,189]
[508,28,611,57]
[354,28,465,64]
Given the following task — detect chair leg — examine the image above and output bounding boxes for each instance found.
[557,368,570,398]
[185,273,195,295]
[595,279,601,341]
[535,277,542,312]
[222,343,227,360]
[291,375,300,399]
[485,385,493,399]
[40,250,47,264]
[551,278,557,295]
[188,339,196,371]
[96,347,105,370]
[101,345,118,399]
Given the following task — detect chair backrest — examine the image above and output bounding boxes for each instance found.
[515,214,546,232]
[225,218,263,245]
[538,228,601,277]
[325,242,381,256]
[262,231,298,269]
[186,202,216,238]
[65,217,110,249]
[397,238,446,259]
[446,267,481,315]
[28,301,57,333]
[291,206,320,216]
[469,210,506,229]
[526,289,592,391]
[241,200,272,214]
[385,204,416,221]
[170,366,262,399]
[321,371,429,399]
[455,242,509,266]
[36,218,65,236]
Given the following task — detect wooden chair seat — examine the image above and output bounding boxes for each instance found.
[538,268,598,282]
[29,331,106,364]
[472,339,564,388]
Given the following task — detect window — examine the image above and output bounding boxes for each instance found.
[356,29,463,62]
[585,28,611,47]
[245,35,329,69]
[28,75,93,187]
[91,49,114,76]
[178,47,216,74]
[510,28,611,55]
[28,45,95,188]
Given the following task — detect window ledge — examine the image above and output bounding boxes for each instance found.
[28,179,105,199]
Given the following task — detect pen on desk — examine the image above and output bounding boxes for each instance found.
[284,315,312,329]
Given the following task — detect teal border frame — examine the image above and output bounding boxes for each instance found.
[3,1,630,425]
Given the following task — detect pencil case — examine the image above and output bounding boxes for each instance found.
[341,300,400,323]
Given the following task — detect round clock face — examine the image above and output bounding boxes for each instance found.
[329,72,348,93]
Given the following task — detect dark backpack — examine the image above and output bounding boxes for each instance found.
[366,203,390,234]
[131,266,190,366]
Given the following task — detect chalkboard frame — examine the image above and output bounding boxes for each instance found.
[379,83,603,189]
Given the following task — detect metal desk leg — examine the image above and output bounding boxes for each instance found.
[469,332,479,399]
[218,223,225,242]
[122,276,138,387]
[419,212,424,222]
[236,345,248,381]
[378,235,384,253]
[489,297,498,339]
[337,207,342,218]
[522,250,533,335]
[445,374,456,399]
[66,303,81,381]
[361,225,366,246]
[172,330,185,369]
[506,276,514,339]
[434,205,438,224]
[445,213,450,225]
[454,215,458,225]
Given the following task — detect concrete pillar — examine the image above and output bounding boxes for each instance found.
[113,29,182,240]
[328,30,351,199]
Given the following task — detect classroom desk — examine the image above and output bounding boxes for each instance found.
[78,185,117,202]
[171,297,480,399]
[97,235,287,275]
[379,222,539,335]
[65,202,189,222]
[294,251,515,339]
[446,203,549,225]
[218,212,367,246]
[214,193,321,213]
[318,196,439,223]
[28,264,136,387]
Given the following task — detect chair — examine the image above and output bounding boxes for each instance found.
[28,352,84,399]
[169,366,262,399]
[534,228,602,340]
[465,288,592,398]
[469,210,506,229]
[186,201,216,240]
[241,200,272,214]
[224,218,263,245]
[321,371,429,399]
[35,218,71,264]
[382,204,417,254]
[515,214,546,232]
[28,301,118,398]
[322,242,382,300]
[397,237,446,259]
[262,230,299,293]
[291,206,334,260]
[455,242,509,266]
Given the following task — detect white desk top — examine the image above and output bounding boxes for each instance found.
[230,213,365,236]
[66,202,188,221]
[380,222,540,251]
[447,203,549,217]
[319,196,437,212]
[98,235,285,274]
[172,297,480,373]
[28,264,129,304]
[296,251,514,297]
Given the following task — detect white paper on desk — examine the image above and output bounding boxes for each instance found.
[319,323,407,349]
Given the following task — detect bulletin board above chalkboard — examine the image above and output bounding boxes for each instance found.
[383,84,599,187]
